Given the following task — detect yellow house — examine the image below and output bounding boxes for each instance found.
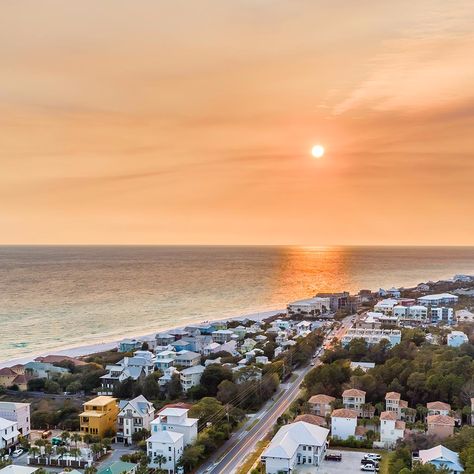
[80,396,119,438]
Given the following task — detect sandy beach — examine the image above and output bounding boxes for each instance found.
[0,308,284,369]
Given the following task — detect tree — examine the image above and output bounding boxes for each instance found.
[61,431,71,445]
[187,384,208,401]
[84,467,97,474]
[132,429,150,444]
[113,378,135,399]
[167,373,183,399]
[29,446,40,460]
[200,365,233,396]
[70,432,82,449]
[178,444,205,471]
[44,379,61,394]
[153,454,167,469]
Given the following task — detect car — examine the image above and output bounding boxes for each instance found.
[361,458,379,467]
[361,465,376,472]
[364,453,381,461]
[12,449,23,458]
[52,437,66,446]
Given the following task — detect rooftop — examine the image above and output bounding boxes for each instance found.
[380,411,397,421]
[385,391,401,400]
[419,445,463,471]
[308,394,336,404]
[427,414,455,426]
[84,396,117,407]
[342,388,366,397]
[331,408,358,419]
[427,401,451,411]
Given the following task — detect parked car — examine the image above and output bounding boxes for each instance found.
[12,449,23,458]
[52,437,66,446]
[364,453,381,461]
[361,458,379,468]
[361,464,377,472]
[325,452,342,461]
[41,430,52,439]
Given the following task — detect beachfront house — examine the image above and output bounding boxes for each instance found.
[117,395,155,445]
[260,421,329,473]
[287,297,331,317]
[211,330,235,344]
[118,339,142,353]
[417,293,459,306]
[24,361,69,379]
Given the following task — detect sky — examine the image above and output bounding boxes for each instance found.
[1,0,473,245]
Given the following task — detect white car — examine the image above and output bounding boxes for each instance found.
[364,453,381,460]
[12,449,23,458]
[361,464,376,472]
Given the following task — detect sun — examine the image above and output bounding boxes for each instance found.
[311,144,325,159]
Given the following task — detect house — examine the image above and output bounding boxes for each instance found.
[393,305,428,324]
[211,330,234,344]
[234,366,262,384]
[23,361,69,379]
[341,328,401,347]
[118,339,142,353]
[232,326,248,340]
[0,368,21,388]
[0,402,31,437]
[261,421,329,473]
[117,395,155,445]
[0,417,19,449]
[151,406,198,446]
[385,392,409,420]
[100,351,155,395]
[179,365,205,391]
[275,331,289,346]
[456,309,474,323]
[168,329,189,340]
[330,409,358,440]
[155,350,177,370]
[427,402,451,417]
[147,430,183,473]
[155,334,175,350]
[342,389,366,417]
[287,297,331,316]
[202,342,221,356]
[34,355,87,367]
[447,331,468,347]
[379,288,401,298]
[380,411,405,448]
[374,299,399,315]
[241,338,257,352]
[418,445,464,473]
[79,396,119,438]
[255,356,269,365]
[350,362,375,373]
[169,340,191,352]
[308,394,335,417]
[296,321,312,335]
[97,461,137,474]
[294,414,327,427]
[174,350,201,368]
[159,367,180,387]
[417,283,431,292]
[427,414,455,440]
[417,293,459,307]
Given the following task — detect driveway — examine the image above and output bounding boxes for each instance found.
[292,450,377,474]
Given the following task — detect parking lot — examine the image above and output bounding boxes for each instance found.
[291,450,379,473]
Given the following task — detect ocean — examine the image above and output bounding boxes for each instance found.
[1,245,474,363]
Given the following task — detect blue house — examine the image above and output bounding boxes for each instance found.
[419,445,464,473]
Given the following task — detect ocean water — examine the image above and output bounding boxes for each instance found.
[1,245,474,363]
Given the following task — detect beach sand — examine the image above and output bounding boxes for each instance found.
[0,308,284,369]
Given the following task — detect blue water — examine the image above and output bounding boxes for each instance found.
[1,245,474,362]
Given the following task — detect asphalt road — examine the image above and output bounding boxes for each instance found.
[197,316,353,474]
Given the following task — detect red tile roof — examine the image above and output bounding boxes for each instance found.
[331,408,358,419]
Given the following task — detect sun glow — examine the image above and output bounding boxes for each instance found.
[311,144,325,159]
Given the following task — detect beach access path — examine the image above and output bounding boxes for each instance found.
[196,314,354,474]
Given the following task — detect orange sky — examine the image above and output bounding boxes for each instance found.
[1,0,473,245]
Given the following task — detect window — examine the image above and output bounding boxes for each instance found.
[169,447,171,451]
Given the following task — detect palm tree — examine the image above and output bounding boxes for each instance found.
[71,433,82,450]
[61,431,71,445]
[56,446,68,459]
[84,467,97,474]
[90,443,102,460]
[82,434,93,447]
[44,443,53,464]
[154,454,167,469]
[101,438,112,451]
[29,446,40,460]
[69,448,80,461]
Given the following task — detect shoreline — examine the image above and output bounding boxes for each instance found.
[0,308,285,369]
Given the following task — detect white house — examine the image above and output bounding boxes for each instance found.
[0,417,19,449]
[379,288,401,298]
[261,421,329,473]
[117,395,155,445]
[447,331,468,347]
[287,297,331,316]
[427,401,451,417]
[393,305,428,324]
[456,309,474,323]
[380,411,405,448]
[179,365,205,392]
[342,328,401,347]
[159,367,180,387]
[0,402,30,438]
[418,445,464,473]
[385,392,408,420]
[151,407,198,446]
[147,430,184,473]
[350,362,375,373]
[374,299,399,315]
[211,330,234,344]
[417,293,459,307]
[330,409,357,440]
[155,350,177,371]
[255,356,269,365]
